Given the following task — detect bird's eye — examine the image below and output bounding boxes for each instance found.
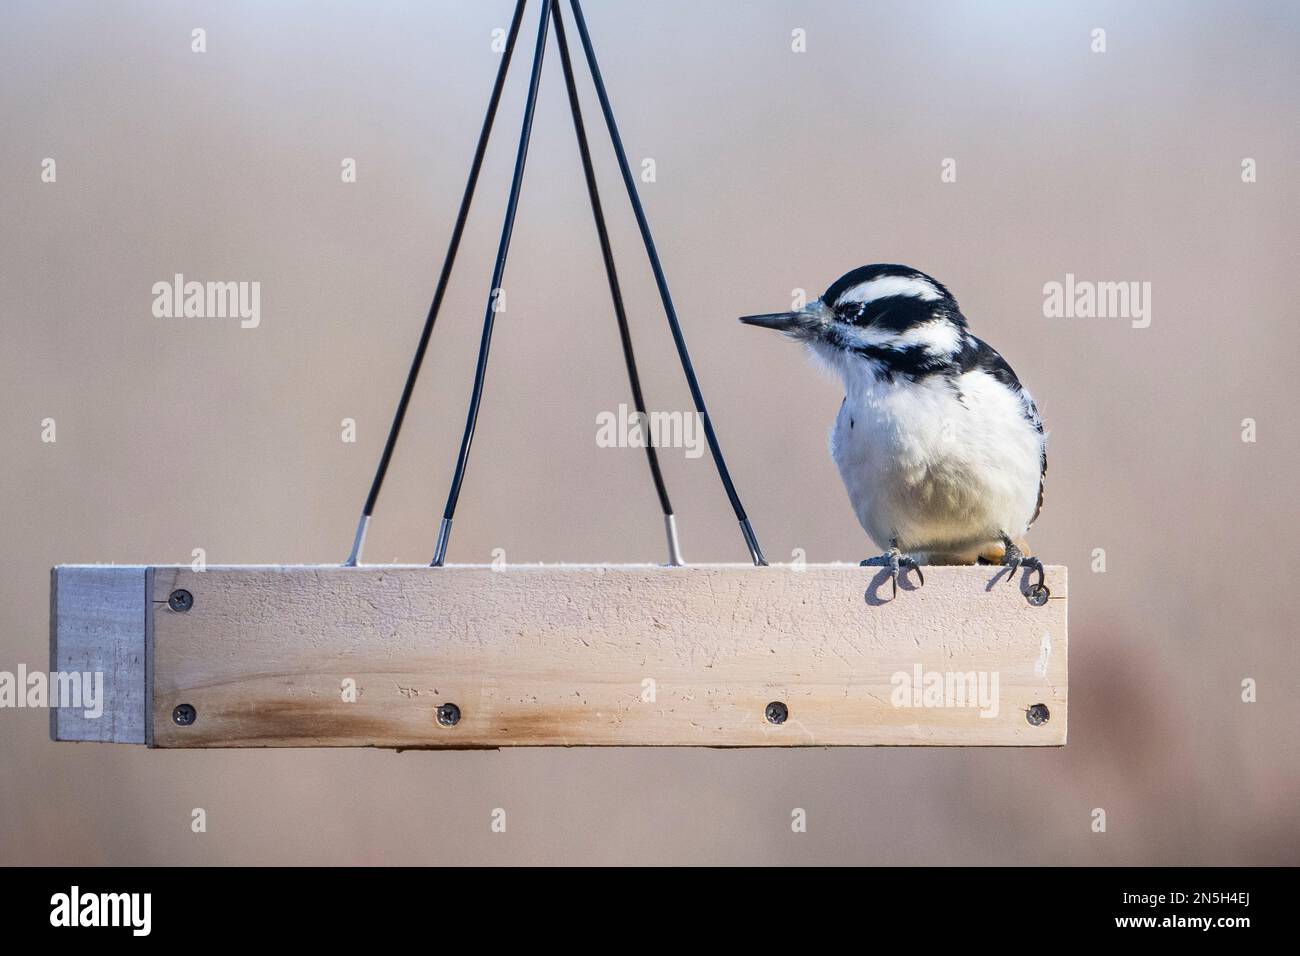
[836,302,868,325]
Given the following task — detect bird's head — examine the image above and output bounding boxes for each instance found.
[739,264,968,377]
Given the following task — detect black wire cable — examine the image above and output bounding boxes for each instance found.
[432,0,553,566]
[345,0,529,565]
[565,0,767,565]
[552,3,675,520]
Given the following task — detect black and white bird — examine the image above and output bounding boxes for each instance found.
[740,264,1046,597]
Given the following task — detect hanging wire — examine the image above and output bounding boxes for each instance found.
[551,2,683,566]
[565,0,767,566]
[344,0,530,566]
[431,0,554,566]
[350,0,764,568]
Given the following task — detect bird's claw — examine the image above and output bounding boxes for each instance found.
[861,548,924,599]
[999,543,1047,602]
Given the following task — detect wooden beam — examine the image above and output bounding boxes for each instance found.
[50,563,1067,748]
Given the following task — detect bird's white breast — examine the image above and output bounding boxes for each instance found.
[828,363,1043,558]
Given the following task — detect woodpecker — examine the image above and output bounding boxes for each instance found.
[740,264,1047,598]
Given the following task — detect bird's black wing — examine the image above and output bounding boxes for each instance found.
[956,334,1047,527]
[1031,438,1047,528]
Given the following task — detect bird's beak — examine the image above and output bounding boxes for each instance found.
[738,302,826,340]
[738,311,804,331]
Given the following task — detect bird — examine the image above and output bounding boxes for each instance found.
[740,264,1047,598]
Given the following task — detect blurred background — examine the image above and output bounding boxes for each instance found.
[2,0,1297,864]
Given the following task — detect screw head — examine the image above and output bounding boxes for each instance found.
[1025,584,1050,607]
[172,703,197,726]
[1026,703,1051,726]
[765,701,789,725]
[436,702,461,727]
[168,589,193,612]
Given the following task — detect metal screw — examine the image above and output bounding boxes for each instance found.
[168,589,193,612]
[436,702,461,727]
[1025,584,1050,607]
[1026,703,1050,726]
[172,703,196,726]
[765,701,789,725]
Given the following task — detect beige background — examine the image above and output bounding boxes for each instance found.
[2,0,1297,864]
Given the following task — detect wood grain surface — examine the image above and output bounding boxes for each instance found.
[137,564,1068,748]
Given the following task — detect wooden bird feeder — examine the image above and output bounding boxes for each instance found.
[48,0,1068,750]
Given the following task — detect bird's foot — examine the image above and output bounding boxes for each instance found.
[861,547,924,599]
[999,539,1047,603]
